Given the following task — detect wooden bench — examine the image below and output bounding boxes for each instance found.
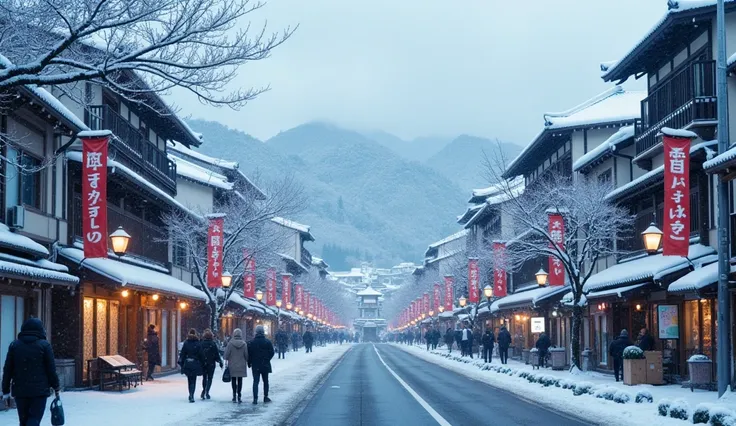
[92,355,143,392]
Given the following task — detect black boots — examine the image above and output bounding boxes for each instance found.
[188,395,194,403]
[264,397,272,403]
[201,390,206,400]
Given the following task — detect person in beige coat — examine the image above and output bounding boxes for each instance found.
[224,328,248,403]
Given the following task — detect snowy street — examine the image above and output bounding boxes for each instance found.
[0,344,351,426]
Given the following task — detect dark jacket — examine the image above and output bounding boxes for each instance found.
[444,330,454,345]
[200,336,222,369]
[535,333,552,353]
[275,330,288,347]
[432,330,441,344]
[179,336,205,376]
[248,332,275,374]
[303,331,314,346]
[608,334,633,360]
[291,332,300,345]
[454,330,463,345]
[145,330,161,366]
[2,318,60,398]
[482,331,495,347]
[638,333,655,352]
[497,328,512,348]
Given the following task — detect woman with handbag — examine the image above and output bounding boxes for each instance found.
[178,329,205,403]
[223,328,248,403]
[199,329,222,400]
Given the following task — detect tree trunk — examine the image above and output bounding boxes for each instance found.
[570,303,583,370]
[208,300,219,334]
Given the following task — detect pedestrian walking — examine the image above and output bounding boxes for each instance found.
[200,329,222,400]
[444,328,454,353]
[248,325,275,405]
[303,328,314,353]
[608,329,632,382]
[424,328,432,351]
[291,331,300,352]
[179,329,205,403]
[638,328,655,351]
[2,318,60,426]
[144,324,161,381]
[535,332,551,368]
[497,326,512,364]
[224,328,248,403]
[482,329,495,363]
[275,327,288,359]
[454,326,463,354]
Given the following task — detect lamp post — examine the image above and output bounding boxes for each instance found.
[110,226,131,256]
[221,271,233,289]
[641,223,663,254]
[459,296,467,308]
[535,268,548,287]
[483,285,493,312]
[276,299,282,328]
[256,290,264,303]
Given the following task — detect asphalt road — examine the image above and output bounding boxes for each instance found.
[291,343,590,426]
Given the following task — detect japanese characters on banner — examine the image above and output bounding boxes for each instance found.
[663,134,691,256]
[433,284,441,311]
[423,292,430,315]
[243,249,256,298]
[206,215,225,288]
[282,274,292,306]
[295,284,304,310]
[265,268,277,306]
[82,135,109,258]
[308,294,315,316]
[468,258,480,303]
[305,292,311,315]
[411,300,416,320]
[548,213,565,286]
[444,276,454,312]
[492,242,508,297]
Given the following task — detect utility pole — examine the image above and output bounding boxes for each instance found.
[716,0,732,397]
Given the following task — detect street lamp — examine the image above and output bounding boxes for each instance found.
[110,226,131,256]
[221,271,232,288]
[536,268,548,287]
[286,302,293,310]
[256,290,264,302]
[276,299,282,328]
[429,309,434,317]
[484,284,494,312]
[438,305,445,313]
[642,223,663,254]
[459,296,467,307]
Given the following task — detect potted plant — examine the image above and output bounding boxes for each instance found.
[687,354,713,391]
[623,346,646,385]
[530,348,539,369]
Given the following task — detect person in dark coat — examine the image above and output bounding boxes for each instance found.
[179,329,205,403]
[248,325,275,404]
[482,329,495,363]
[303,329,314,353]
[424,328,432,351]
[144,324,161,381]
[291,331,300,352]
[454,326,463,353]
[497,326,512,364]
[275,327,288,359]
[535,332,552,368]
[431,328,441,350]
[199,329,223,400]
[444,328,454,353]
[638,328,655,352]
[609,329,633,382]
[2,318,60,426]
[224,328,248,403]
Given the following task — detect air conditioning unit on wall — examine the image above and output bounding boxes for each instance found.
[8,205,25,230]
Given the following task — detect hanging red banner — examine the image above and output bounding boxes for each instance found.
[295,284,304,310]
[411,300,416,320]
[206,215,225,288]
[82,135,109,258]
[663,134,691,256]
[281,273,292,306]
[444,275,454,312]
[468,258,480,302]
[493,242,508,297]
[433,284,441,311]
[423,292,430,315]
[265,268,277,305]
[305,292,311,315]
[308,294,315,316]
[548,213,565,286]
[243,249,256,298]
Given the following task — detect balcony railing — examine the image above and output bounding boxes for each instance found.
[72,194,169,265]
[635,61,717,156]
[87,105,177,194]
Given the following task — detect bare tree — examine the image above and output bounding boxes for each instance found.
[164,175,306,332]
[300,269,356,328]
[0,0,295,109]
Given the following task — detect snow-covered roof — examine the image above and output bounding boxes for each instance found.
[167,141,238,170]
[278,253,310,274]
[704,144,736,172]
[228,292,270,314]
[424,248,464,265]
[59,247,207,301]
[169,154,233,190]
[357,286,382,296]
[66,151,203,220]
[457,203,484,224]
[271,217,315,241]
[469,177,525,203]
[583,244,716,293]
[427,229,468,250]
[573,125,635,172]
[490,285,570,313]
[585,282,649,300]
[0,251,77,285]
[668,260,735,293]
[0,224,49,258]
[561,291,587,308]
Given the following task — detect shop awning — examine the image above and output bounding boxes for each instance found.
[59,247,207,301]
[491,285,570,313]
[582,244,716,293]
[0,252,78,286]
[585,283,650,300]
[228,293,271,314]
[668,260,736,294]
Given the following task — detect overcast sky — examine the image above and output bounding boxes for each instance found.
[174,0,666,146]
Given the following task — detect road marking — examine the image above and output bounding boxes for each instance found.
[330,385,340,389]
[372,344,452,426]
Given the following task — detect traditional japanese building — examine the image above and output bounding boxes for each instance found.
[354,285,385,342]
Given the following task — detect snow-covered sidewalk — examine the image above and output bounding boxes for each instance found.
[0,343,352,426]
[394,344,736,426]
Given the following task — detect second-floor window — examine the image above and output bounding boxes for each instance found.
[173,237,189,269]
[597,169,612,186]
[20,152,42,209]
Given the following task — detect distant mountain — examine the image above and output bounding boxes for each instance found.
[362,131,451,162]
[425,135,522,192]
[188,119,466,267]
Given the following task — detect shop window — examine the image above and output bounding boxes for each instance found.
[95,299,108,357]
[0,295,24,374]
[173,237,189,269]
[83,298,94,377]
[597,169,612,186]
[110,301,119,355]
[19,152,42,209]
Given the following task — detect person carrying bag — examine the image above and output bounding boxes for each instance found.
[50,394,64,425]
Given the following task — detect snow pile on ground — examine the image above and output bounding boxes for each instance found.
[0,344,351,426]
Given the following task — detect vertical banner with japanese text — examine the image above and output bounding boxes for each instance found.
[433,284,441,311]
[444,275,454,312]
[468,258,480,303]
[548,213,565,286]
[82,135,109,258]
[243,249,256,298]
[295,284,304,311]
[282,273,292,306]
[206,215,225,288]
[493,242,508,297]
[305,292,311,315]
[423,292,430,315]
[266,268,276,306]
[663,135,691,256]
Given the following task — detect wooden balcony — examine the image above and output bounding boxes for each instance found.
[635,61,717,158]
[87,105,177,195]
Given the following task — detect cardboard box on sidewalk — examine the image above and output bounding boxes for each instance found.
[623,358,647,385]
[644,351,663,385]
